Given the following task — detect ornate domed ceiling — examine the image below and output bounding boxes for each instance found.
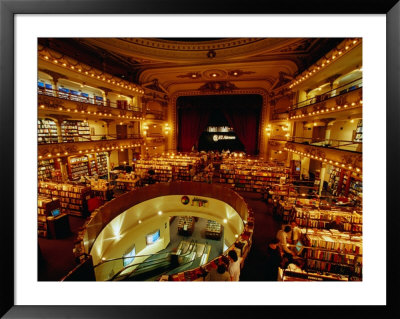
[38,37,343,94]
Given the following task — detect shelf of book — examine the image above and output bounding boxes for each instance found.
[219,161,289,192]
[301,229,362,280]
[38,159,56,180]
[68,155,90,180]
[37,196,61,238]
[96,152,108,176]
[205,220,223,240]
[327,167,341,195]
[293,206,362,233]
[135,156,201,182]
[38,181,91,217]
[354,119,362,142]
[38,118,58,144]
[177,216,195,236]
[61,120,90,142]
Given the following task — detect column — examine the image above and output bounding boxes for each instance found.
[51,115,68,143]
[319,163,327,195]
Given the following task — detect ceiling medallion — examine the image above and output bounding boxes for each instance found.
[203,69,227,80]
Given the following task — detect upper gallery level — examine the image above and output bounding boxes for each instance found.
[269,38,362,123]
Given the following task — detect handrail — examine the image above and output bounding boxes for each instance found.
[38,134,143,145]
[290,78,362,110]
[38,87,143,113]
[276,136,362,153]
[109,239,197,281]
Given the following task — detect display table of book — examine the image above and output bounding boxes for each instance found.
[205,220,222,240]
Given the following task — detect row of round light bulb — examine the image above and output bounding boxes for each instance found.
[39,104,145,120]
[289,39,359,89]
[38,143,142,159]
[289,100,362,120]
[284,147,361,173]
[42,55,144,94]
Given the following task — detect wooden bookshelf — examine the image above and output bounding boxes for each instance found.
[37,195,61,238]
[96,152,108,176]
[61,120,90,142]
[38,181,91,217]
[177,216,195,236]
[38,159,56,180]
[219,160,289,192]
[68,155,90,180]
[302,230,362,279]
[293,206,362,233]
[354,119,362,142]
[38,118,58,144]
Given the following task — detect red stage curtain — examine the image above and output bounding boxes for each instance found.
[178,107,211,152]
[222,108,259,155]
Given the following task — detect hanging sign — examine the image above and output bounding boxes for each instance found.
[213,134,236,142]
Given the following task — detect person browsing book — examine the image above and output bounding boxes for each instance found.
[227,249,242,281]
[276,225,296,263]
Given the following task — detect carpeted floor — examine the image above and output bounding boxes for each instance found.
[38,188,282,281]
[237,191,282,281]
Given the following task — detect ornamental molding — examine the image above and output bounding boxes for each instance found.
[199,81,238,92]
[38,45,144,93]
[38,95,64,109]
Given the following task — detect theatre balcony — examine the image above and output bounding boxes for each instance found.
[284,137,362,173]
[38,88,145,120]
[288,79,362,121]
[38,136,144,159]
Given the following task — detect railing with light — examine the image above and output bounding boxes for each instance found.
[289,78,362,111]
[38,87,143,113]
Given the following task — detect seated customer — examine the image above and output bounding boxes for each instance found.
[205,264,231,281]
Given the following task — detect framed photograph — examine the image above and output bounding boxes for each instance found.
[1,0,398,317]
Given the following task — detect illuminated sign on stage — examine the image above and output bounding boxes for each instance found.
[212,134,236,142]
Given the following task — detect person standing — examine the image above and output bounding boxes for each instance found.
[276,225,296,267]
[205,264,231,281]
[227,250,242,281]
[287,221,302,244]
[265,238,282,281]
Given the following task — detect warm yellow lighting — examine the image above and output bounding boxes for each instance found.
[223,219,227,223]
[138,220,142,224]
[158,211,163,215]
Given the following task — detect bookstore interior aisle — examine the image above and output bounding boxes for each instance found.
[37,37,363,282]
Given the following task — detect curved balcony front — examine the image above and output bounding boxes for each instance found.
[38,137,144,159]
[76,181,254,281]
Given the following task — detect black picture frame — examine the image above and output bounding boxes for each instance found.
[1,0,399,317]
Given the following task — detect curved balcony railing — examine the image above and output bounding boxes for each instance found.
[38,133,142,145]
[75,181,254,281]
[290,78,362,111]
[38,87,143,112]
[272,136,362,153]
